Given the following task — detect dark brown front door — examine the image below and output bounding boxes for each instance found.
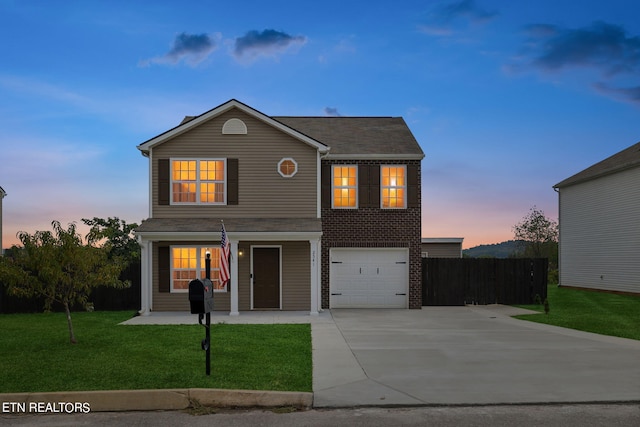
[252,247,280,309]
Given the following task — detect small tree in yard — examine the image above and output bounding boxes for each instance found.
[512,206,559,282]
[0,221,128,344]
[512,206,559,258]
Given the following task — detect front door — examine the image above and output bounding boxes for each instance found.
[252,247,280,309]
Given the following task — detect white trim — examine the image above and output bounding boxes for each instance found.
[277,157,298,178]
[222,118,247,134]
[250,245,282,310]
[133,230,322,242]
[310,238,321,315]
[169,245,224,293]
[230,240,239,315]
[331,164,358,209]
[325,153,425,160]
[138,237,151,315]
[147,147,153,218]
[170,158,227,205]
[316,151,321,218]
[137,99,329,154]
[381,164,407,209]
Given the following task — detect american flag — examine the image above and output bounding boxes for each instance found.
[219,222,230,288]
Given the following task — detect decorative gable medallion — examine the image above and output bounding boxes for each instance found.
[222,118,247,135]
[278,158,298,177]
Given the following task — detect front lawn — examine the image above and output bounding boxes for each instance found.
[0,311,312,393]
[514,285,640,341]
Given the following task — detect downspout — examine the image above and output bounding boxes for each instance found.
[553,186,560,288]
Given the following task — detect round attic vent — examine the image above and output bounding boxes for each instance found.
[222,118,247,135]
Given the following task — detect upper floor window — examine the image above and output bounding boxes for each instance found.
[278,158,298,177]
[171,246,226,293]
[381,165,406,209]
[172,159,225,204]
[332,165,357,208]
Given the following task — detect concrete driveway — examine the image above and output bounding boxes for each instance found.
[312,306,640,407]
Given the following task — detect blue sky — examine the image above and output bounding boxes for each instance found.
[1,0,639,249]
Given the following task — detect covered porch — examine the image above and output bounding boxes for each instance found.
[135,218,322,316]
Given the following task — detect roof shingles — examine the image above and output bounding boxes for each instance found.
[274,116,423,157]
[554,141,640,188]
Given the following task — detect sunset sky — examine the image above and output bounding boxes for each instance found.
[1,0,639,249]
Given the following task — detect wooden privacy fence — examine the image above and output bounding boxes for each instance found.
[0,261,141,314]
[422,258,548,306]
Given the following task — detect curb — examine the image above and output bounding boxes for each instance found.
[0,389,313,413]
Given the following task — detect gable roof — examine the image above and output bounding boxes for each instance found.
[274,116,424,159]
[554,141,640,188]
[137,99,424,160]
[137,99,330,156]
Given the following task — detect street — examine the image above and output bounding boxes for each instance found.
[3,404,639,427]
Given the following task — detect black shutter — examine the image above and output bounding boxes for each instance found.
[369,165,381,208]
[407,164,420,208]
[158,159,170,205]
[158,245,170,293]
[358,165,370,208]
[227,158,239,205]
[321,163,331,209]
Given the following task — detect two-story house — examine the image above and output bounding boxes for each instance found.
[135,99,424,315]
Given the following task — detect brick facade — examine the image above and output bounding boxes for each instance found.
[321,159,422,309]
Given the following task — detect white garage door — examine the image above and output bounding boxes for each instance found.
[330,248,409,308]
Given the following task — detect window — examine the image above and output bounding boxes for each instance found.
[172,159,225,204]
[171,246,226,292]
[381,165,406,208]
[278,158,298,177]
[332,165,357,208]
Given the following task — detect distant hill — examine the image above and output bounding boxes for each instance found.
[463,240,523,258]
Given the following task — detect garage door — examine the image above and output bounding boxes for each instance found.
[330,248,409,308]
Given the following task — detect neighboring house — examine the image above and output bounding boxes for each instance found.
[0,186,5,254]
[553,141,640,295]
[421,238,464,258]
[135,99,425,315]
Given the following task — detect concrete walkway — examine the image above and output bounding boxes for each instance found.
[121,310,335,325]
[313,306,640,407]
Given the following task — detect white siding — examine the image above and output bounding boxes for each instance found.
[559,166,640,293]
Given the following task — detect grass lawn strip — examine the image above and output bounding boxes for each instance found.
[0,311,311,393]
[514,285,640,341]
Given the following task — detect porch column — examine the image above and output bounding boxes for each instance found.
[310,238,321,315]
[138,238,151,316]
[230,239,239,316]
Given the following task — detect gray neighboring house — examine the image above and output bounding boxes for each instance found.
[0,186,6,254]
[553,141,640,294]
[421,238,464,258]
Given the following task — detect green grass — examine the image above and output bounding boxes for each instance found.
[514,285,640,341]
[0,311,312,393]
